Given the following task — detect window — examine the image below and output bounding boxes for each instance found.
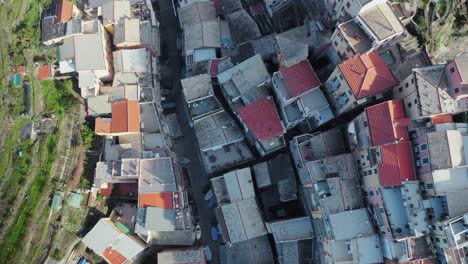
[435,237,440,242]
[414,99,418,104]
[367,170,372,175]
[398,87,403,92]
[450,67,455,74]
[340,75,344,80]
[443,239,448,244]
[439,226,443,231]
[422,157,429,164]
[334,40,338,47]
[346,1,351,8]
[348,90,353,96]
[362,171,367,176]
[455,87,460,93]
[405,82,409,88]
[408,102,412,108]
[431,225,436,230]
[420,144,427,150]
[369,191,374,196]
[374,169,377,174]
[426,183,433,189]
[411,78,414,84]
[346,46,352,53]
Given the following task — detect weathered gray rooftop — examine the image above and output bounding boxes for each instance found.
[211,167,255,205]
[454,53,468,83]
[225,9,261,46]
[181,74,215,102]
[219,197,266,243]
[184,21,221,51]
[250,34,280,61]
[113,48,148,73]
[358,3,404,41]
[217,54,270,101]
[178,1,217,26]
[276,25,309,67]
[87,95,111,116]
[318,177,363,217]
[303,153,358,184]
[102,0,131,26]
[266,217,313,242]
[413,65,454,117]
[158,248,204,264]
[427,130,464,170]
[114,18,141,45]
[446,189,468,218]
[194,110,244,151]
[138,157,178,193]
[328,208,374,240]
[218,0,243,14]
[275,239,313,264]
[219,235,274,264]
[42,17,82,43]
[74,33,107,71]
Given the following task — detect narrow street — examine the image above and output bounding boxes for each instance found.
[156,0,220,262]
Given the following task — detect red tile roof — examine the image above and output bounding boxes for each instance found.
[55,0,73,24]
[110,100,140,134]
[367,100,409,146]
[339,52,397,99]
[378,142,415,186]
[36,65,52,79]
[95,118,112,134]
[103,246,127,264]
[279,60,320,99]
[139,192,174,208]
[238,97,284,141]
[431,114,453,124]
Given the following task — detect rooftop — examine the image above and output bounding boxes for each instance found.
[358,3,405,41]
[87,95,111,116]
[184,21,221,51]
[36,65,52,79]
[219,235,274,264]
[328,208,374,240]
[114,18,141,46]
[238,97,284,141]
[218,197,267,243]
[337,20,372,54]
[181,74,215,102]
[178,1,217,26]
[367,99,409,146]
[157,248,205,264]
[378,142,415,186]
[96,100,140,134]
[217,54,270,102]
[266,217,313,242]
[216,0,243,15]
[278,60,321,100]
[276,25,309,67]
[194,110,244,151]
[102,0,131,26]
[380,187,411,237]
[432,165,468,194]
[74,32,107,72]
[82,218,144,263]
[211,167,256,205]
[445,189,468,218]
[339,52,397,99]
[225,9,261,46]
[138,157,179,194]
[113,48,148,74]
[454,53,468,83]
[55,0,73,24]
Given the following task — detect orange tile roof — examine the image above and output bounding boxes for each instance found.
[95,118,112,134]
[339,52,397,99]
[96,101,140,134]
[111,101,128,133]
[127,100,140,133]
[103,246,127,264]
[36,65,52,79]
[139,192,174,208]
[55,0,73,24]
[431,114,453,124]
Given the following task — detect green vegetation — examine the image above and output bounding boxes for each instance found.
[42,80,79,116]
[437,0,447,17]
[431,16,454,51]
[0,132,58,261]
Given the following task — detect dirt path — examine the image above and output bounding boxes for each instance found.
[70,151,85,190]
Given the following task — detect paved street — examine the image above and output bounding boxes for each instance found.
[156,0,220,262]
